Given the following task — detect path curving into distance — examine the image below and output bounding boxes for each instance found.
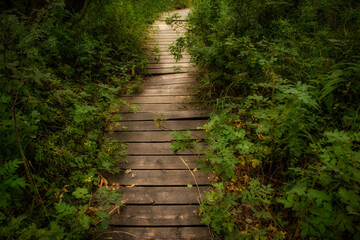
[98,9,212,239]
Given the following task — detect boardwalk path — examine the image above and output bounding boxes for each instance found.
[99,9,212,239]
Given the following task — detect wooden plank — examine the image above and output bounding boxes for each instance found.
[149,35,182,39]
[148,54,190,60]
[151,28,186,32]
[148,53,190,59]
[108,206,203,226]
[145,79,196,86]
[121,96,192,104]
[107,170,210,186]
[150,32,186,36]
[106,120,208,131]
[148,41,176,44]
[147,67,194,75]
[150,51,188,55]
[106,131,205,143]
[135,88,195,96]
[149,58,191,64]
[145,83,196,89]
[146,73,195,79]
[120,186,208,204]
[119,111,209,121]
[151,25,176,31]
[120,103,202,113]
[97,227,211,240]
[124,142,205,155]
[107,131,204,143]
[115,155,203,169]
[148,63,194,69]
[143,83,196,89]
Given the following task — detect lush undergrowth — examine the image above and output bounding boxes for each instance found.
[0,0,183,239]
[171,0,360,239]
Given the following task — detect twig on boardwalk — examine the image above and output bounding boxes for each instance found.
[93,230,137,239]
[179,156,203,203]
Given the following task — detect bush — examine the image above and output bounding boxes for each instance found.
[170,0,360,238]
[0,0,173,238]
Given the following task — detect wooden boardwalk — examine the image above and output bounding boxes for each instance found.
[98,9,212,239]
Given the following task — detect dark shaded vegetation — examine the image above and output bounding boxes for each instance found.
[0,0,184,238]
[171,0,360,239]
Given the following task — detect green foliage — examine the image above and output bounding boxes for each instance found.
[172,0,360,238]
[0,0,173,239]
[170,130,196,154]
[172,0,192,9]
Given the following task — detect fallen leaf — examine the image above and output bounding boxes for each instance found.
[125,169,132,174]
[193,168,198,172]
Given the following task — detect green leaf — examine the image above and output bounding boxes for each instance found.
[72,187,89,199]
[97,210,109,219]
[288,183,307,196]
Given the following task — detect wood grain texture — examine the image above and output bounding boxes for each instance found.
[119,111,209,121]
[124,142,204,155]
[145,80,197,87]
[148,63,194,69]
[147,67,195,75]
[102,9,211,239]
[115,155,203,169]
[120,103,202,113]
[108,205,204,226]
[146,73,195,79]
[106,120,208,131]
[119,186,208,204]
[96,227,212,240]
[108,170,209,186]
[121,96,192,104]
[149,52,190,58]
[106,131,205,142]
[135,87,195,96]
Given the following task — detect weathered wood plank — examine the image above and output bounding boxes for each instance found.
[149,58,191,64]
[148,63,194,69]
[107,170,210,186]
[108,206,203,226]
[97,227,211,240]
[106,120,207,131]
[149,51,188,56]
[145,79,196,87]
[121,96,192,104]
[124,142,205,155]
[145,83,196,89]
[147,67,194,75]
[115,155,203,169]
[144,83,196,89]
[120,186,208,204]
[120,103,202,113]
[134,88,195,96]
[119,111,210,121]
[146,73,195,79]
[106,131,205,143]
[149,36,182,41]
[148,41,176,45]
[148,54,190,60]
